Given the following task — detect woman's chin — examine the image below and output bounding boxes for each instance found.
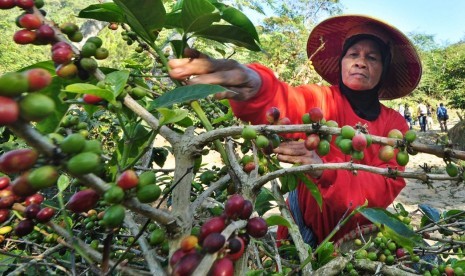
[345,82,373,91]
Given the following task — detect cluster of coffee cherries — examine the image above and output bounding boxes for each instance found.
[0,174,55,238]
[169,194,268,276]
[0,68,54,126]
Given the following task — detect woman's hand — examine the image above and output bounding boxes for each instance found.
[274,140,323,178]
[167,48,262,101]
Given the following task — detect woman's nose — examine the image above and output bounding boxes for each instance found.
[354,57,367,68]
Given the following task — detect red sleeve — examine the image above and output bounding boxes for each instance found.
[229,63,335,140]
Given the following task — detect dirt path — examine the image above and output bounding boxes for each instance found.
[393,119,464,216]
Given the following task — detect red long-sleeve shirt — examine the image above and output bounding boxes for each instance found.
[229,64,408,244]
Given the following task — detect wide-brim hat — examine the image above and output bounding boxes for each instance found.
[306,15,422,100]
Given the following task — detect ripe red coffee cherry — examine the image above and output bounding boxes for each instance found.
[18,14,42,30]
[13,29,36,44]
[239,200,253,220]
[352,132,368,151]
[35,207,55,223]
[202,232,225,253]
[36,24,55,43]
[243,162,256,173]
[0,96,19,125]
[0,196,15,209]
[308,107,324,123]
[209,258,234,276]
[66,189,100,213]
[170,248,188,268]
[265,107,280,124]
[277,117,291,125]
[15,219,35,237]
[36,207,55,223]
[51,41,72,52]
[24,193,44,206]
[24,203,41,219]
[0,209,10,223]
[0,176,9,190]
[15,0,34,9]
[25,68,52,91]
[395,248,406,259]
[171,252,202,276]
[246,217,268,238]
[304,134,320,151]
[0,148,38,174]
[83,94,103,105]
[227,237,245,261]
[11,172,37,197]
[0,0,16,9]
[52,47,74,64]
[116,169,139,190]
[224,194,245,219]
[199,216,226,242]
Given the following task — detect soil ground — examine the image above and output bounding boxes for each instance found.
[392,117,463,224]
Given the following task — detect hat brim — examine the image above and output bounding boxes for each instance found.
[306,15,422,100]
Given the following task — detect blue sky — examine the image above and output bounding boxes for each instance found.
[340,0,465,45]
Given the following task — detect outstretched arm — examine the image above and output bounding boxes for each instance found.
[168,48,262,101]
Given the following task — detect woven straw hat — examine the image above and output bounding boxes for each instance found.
[306,15,422,100]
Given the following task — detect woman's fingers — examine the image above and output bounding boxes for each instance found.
[274,141,308,156]
[274,141,323,166]
[167,49,261,101]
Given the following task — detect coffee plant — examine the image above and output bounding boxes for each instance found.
[1,0,465,275]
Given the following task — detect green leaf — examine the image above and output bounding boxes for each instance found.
[213,3,259,43]
[63,83,115,103]
[194,25,261,51]
[164,12,183,29]
[105,70,130,97]
[316,241,335,269]
[0,254,16,274]
[17,60,56,73]
[245,270,265,276]
[57,175,70,192]
[297,173,322,211]
[175,116,194,127]
[255,188,276,216]
[359,208,423,252]
[157,108,189,126]
[149,84,226,109]
[170,39,185,57]
[182,0,220,33]
[113,0,166,45]
[35,78,70,134]
[266,215,291,228]
[78,3,125,23]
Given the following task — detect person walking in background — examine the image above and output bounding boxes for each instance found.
[426,103,433,130]
[404,103,413,129]
[417,102,427,132]
[437,103,448,132]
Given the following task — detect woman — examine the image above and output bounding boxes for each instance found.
[168,15,421,246]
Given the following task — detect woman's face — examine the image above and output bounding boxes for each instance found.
[341,39,383,91]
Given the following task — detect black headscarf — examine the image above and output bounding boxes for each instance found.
[339,34,391,121]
